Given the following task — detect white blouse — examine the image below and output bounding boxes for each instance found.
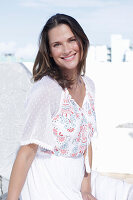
[20,75,97,158]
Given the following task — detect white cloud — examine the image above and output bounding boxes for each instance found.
[0,42,16,54]
[0,42,37,60]
[15,44,37,60]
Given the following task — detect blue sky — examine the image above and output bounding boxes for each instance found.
[0,0,133,59]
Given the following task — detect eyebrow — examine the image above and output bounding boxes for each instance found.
[50,36,76,46]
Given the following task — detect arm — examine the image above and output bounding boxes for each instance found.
[81,143,97,200]
[7,144,38,200]
[81,143,92,193]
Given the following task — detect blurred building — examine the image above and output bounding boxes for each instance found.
[0,53,33,62]
[87,34,133,63]
[87,46,96,62]
[0,53,16,62]
[111,34,130,62]
[95,45,108,62]
[107,47,111,62]
[125,46,133,62]
[87,45,108,63]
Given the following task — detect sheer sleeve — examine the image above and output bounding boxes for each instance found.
[84,76,98,173]
[20,76,62,151]
[86,76,98,143]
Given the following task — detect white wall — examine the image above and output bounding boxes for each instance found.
[111,35,130,62]
[86,62,133,173]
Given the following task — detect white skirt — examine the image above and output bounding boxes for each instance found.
[20,151,85,200]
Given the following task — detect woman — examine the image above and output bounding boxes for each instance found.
[7,13,97,200]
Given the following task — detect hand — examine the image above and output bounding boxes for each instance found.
[81,192,97,200]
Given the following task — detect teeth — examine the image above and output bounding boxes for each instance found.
[63,55,74,60]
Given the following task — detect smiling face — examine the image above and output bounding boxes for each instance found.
[48,24,80,73]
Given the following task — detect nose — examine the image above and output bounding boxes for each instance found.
[62,43,71,55]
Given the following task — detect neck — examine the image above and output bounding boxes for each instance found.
[61,68,82,89]
[62,69,79,81]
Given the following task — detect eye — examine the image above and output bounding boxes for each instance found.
[53,43,60,47]
[70,38,77,42]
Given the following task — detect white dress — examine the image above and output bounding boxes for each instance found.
[19,75,97,200]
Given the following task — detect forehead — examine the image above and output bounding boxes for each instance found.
[48,24,75,43]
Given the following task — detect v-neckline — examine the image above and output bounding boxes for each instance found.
[65,76,88,110]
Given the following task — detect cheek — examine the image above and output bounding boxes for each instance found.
[73,43,80,52]
[50,49,61,59]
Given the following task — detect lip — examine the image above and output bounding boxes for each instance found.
[61,53,76,61]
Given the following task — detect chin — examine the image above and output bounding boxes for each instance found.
[62,65,78,71]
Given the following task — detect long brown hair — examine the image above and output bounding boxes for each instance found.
[32,13,89,89]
